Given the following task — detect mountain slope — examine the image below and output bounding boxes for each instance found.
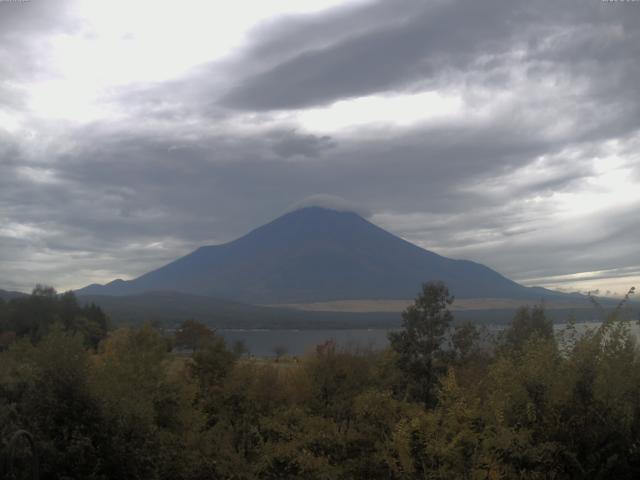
[77,207,563,303]
[0,289,28,301]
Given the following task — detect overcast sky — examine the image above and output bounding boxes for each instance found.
[1,0,639,297]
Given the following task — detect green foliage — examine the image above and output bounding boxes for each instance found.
[501,305,554,353]
[174,319,216,351]
[0,286,109,349]
[450,321,483,364]
[388,281,454,406]
[90,324,207,479]
[0,328,104,479]
[190,329,237,395]
[1,282,639,479]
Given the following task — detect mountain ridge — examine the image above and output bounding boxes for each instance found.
[0,289,28,301]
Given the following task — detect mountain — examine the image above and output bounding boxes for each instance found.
[77,206,565,303]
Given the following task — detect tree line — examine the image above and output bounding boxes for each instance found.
[0,285,109,350]
[0,282,639,479]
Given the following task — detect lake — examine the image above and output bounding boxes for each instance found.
[218,328,391,357]
[218,320,640,357]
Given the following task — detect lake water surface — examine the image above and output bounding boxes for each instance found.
[218,321,640,357]
[218,329,390,357]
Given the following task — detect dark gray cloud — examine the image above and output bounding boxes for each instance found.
[219,0,640,111]
[1,0,639,294]
[270,130,336,158]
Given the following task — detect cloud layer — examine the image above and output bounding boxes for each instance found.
[1,0,639,296]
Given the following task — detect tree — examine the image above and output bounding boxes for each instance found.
[388,281,454,407]
[174,319,216,352]
[91,324,199,479]
[502,305,553,352]
[191,333,236,394]
[0,286,108,347]
[1,327,105,479]
[450,321,481,364]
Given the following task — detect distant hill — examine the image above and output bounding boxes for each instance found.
[77,206,570,304]
[0,289,27,301]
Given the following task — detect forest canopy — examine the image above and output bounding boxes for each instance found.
[0,283,639,479]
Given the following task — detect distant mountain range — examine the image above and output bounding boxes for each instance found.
[77,206,567,304]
